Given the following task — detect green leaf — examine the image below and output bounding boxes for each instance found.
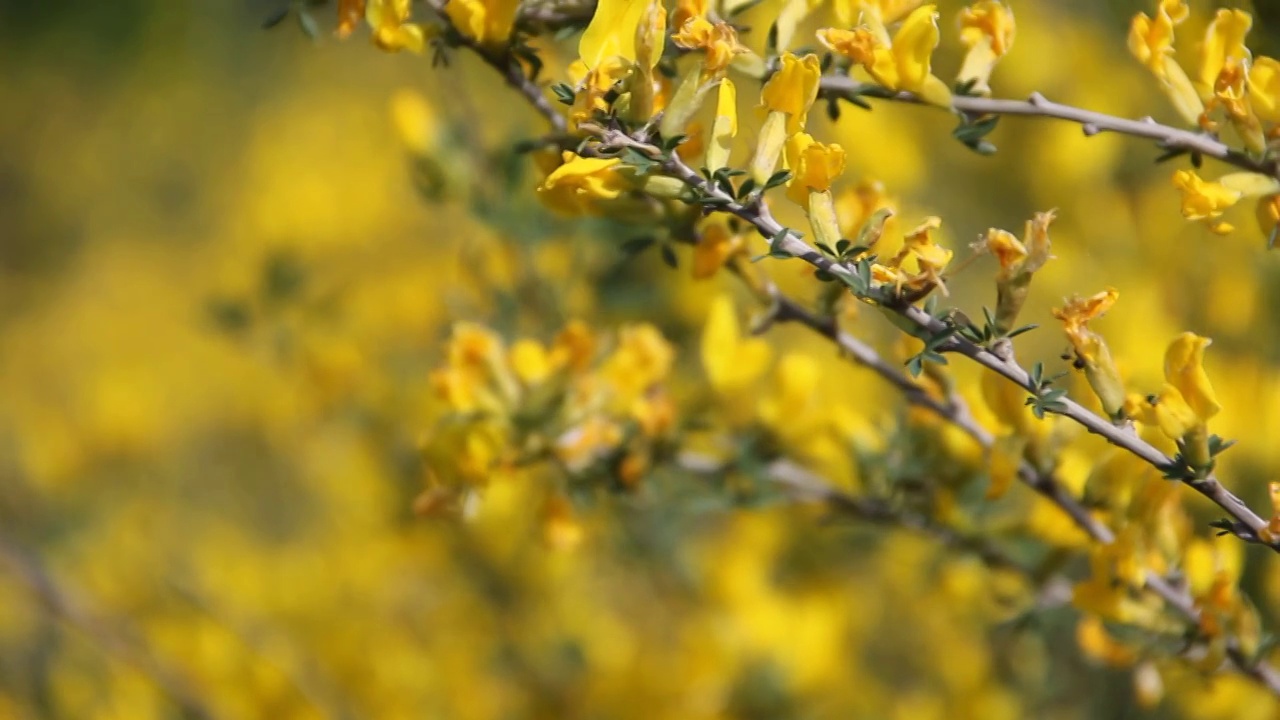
[953,115,1000,143]
[621,236,656,255]
[621,147,659,174]
[1207,434,1236,457]
[262,6,290,29]
[764,170,793,190]
[1030,362,1045,389]
[1153,146,1190,164]
[660,244,678,268]
[1006,323,1038,339]
[906,354,924,377]
[768,228,792,254]
[297,8,320,39]
[551,82,576,105]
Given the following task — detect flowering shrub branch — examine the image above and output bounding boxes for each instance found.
[312,0,1280,708]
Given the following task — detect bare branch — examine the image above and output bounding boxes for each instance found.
[819,76,1279,178]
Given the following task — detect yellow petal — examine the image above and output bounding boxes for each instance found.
[389,88,439,155]
[1217,172,1280,197]
[893,5,942,92]
[1249,56,1280,123]
[580,0,650,67]
[958,1,1015,57]
[509,339,552,385]
[760,53,822,133]
[701,295,771,392]
[1172,169,1242,225]
[706,78,738,173]
[1163,332,1220,421]
[1198,8,1252,95]
[1147,384,1200,439]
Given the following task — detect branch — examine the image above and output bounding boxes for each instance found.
[677,451,1030,574]
[579,121,1280,693]
[819,76,1279,179]
[0,534,217,719]
[426,0,568,134]
[593,121,1276,553]
[737,267,1114,543]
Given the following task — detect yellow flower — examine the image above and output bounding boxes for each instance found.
[1126,333,1220,468]
[1053,289,1116,363]
[337,0,367,38]
[1257,193,1280,240]
[1128,0,1188,78]
[550,320,596,372]
[750,52,822,181]
[874,217,951,295]
[701,295,771,394]
[759,52,823,133]
[508,339,552,386]
[1127,384,1198,439]
[602,324,674,404]
[627,0,667,121]
[833,0,924,30]
[672,0,709,30]
[366,0,427,53]
[901,217,952,275]
[1163,332,1220,422]
[692,219,744,279]
[672,18,749,80]
[1265,482,1280,541]
[784,133,846,206]
[567,56,633,130]
[1248,56,1280,124]
[1052,289,1125,417]
[818,5,952,106]
[1171,169,1241,234]
[982,210,1053,282]
[983,229,1024,278]
[836,179,895,240]
[981,369,1047,445]
[758,353,822,442]
[579,0,652,68]
[389,88,440,156]
[1076,617,1138,667]
[705,79,738,173]
[537,152,632,215]
[783,133,845,250]
[981,210,1054,334]
[956,1,1015,95]
[1128,0,1203,125]
[445,0,519,45]
[660,19,746,140]
[1197,8,1252,98]
[557,416,625,470]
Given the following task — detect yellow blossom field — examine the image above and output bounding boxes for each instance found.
[3,0,1280,718]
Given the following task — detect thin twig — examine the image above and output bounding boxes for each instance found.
[677,451,1029,574]
[0,534,217,719]
[426,0,568,134]
[819,76,1279,179]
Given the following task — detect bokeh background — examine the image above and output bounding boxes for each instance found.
[2,1,1280,718]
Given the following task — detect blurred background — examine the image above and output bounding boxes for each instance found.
[1,1,1280,718]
